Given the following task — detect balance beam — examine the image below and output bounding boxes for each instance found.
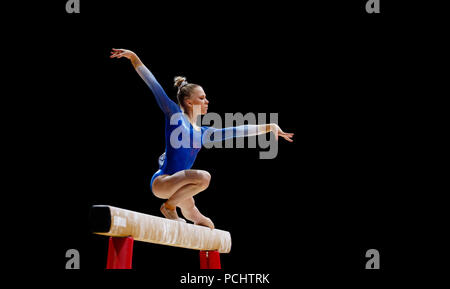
[90,205,232,254]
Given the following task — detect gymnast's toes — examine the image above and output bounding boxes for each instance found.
[195,217,215,230]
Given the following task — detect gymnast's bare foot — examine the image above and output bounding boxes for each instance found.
[195,216,215,230]
[160,203,186,223]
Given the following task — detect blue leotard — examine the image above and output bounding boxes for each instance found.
[136,65,260,192]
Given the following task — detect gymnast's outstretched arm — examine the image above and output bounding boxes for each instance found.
[110,48,180,116]
[203,123,294,144]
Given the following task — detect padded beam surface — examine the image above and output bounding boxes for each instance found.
[90,205,231,253]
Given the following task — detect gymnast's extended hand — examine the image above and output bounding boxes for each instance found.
[110,48,143,68]
[270,124,294,142]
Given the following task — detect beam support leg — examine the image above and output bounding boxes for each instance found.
[106,237,134,269]
[199,250,221,269]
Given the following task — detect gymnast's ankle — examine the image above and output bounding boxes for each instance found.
[164,202,176,211]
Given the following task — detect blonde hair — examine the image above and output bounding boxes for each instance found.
[174,76,199,111]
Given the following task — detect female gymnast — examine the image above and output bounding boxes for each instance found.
[111,48,294,229]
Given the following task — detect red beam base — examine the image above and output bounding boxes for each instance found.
[199,250,221,269]
[106,237,134,269]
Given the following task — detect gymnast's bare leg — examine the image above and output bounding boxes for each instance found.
[152,169,215,229]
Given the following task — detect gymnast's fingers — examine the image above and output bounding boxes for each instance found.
[111,52,124,58]
[281,133,293,141]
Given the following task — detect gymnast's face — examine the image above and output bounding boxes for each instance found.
[186,86,209,115]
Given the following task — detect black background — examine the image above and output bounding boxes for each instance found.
[22,0,446,287]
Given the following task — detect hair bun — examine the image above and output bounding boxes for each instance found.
[174,76,188,88]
